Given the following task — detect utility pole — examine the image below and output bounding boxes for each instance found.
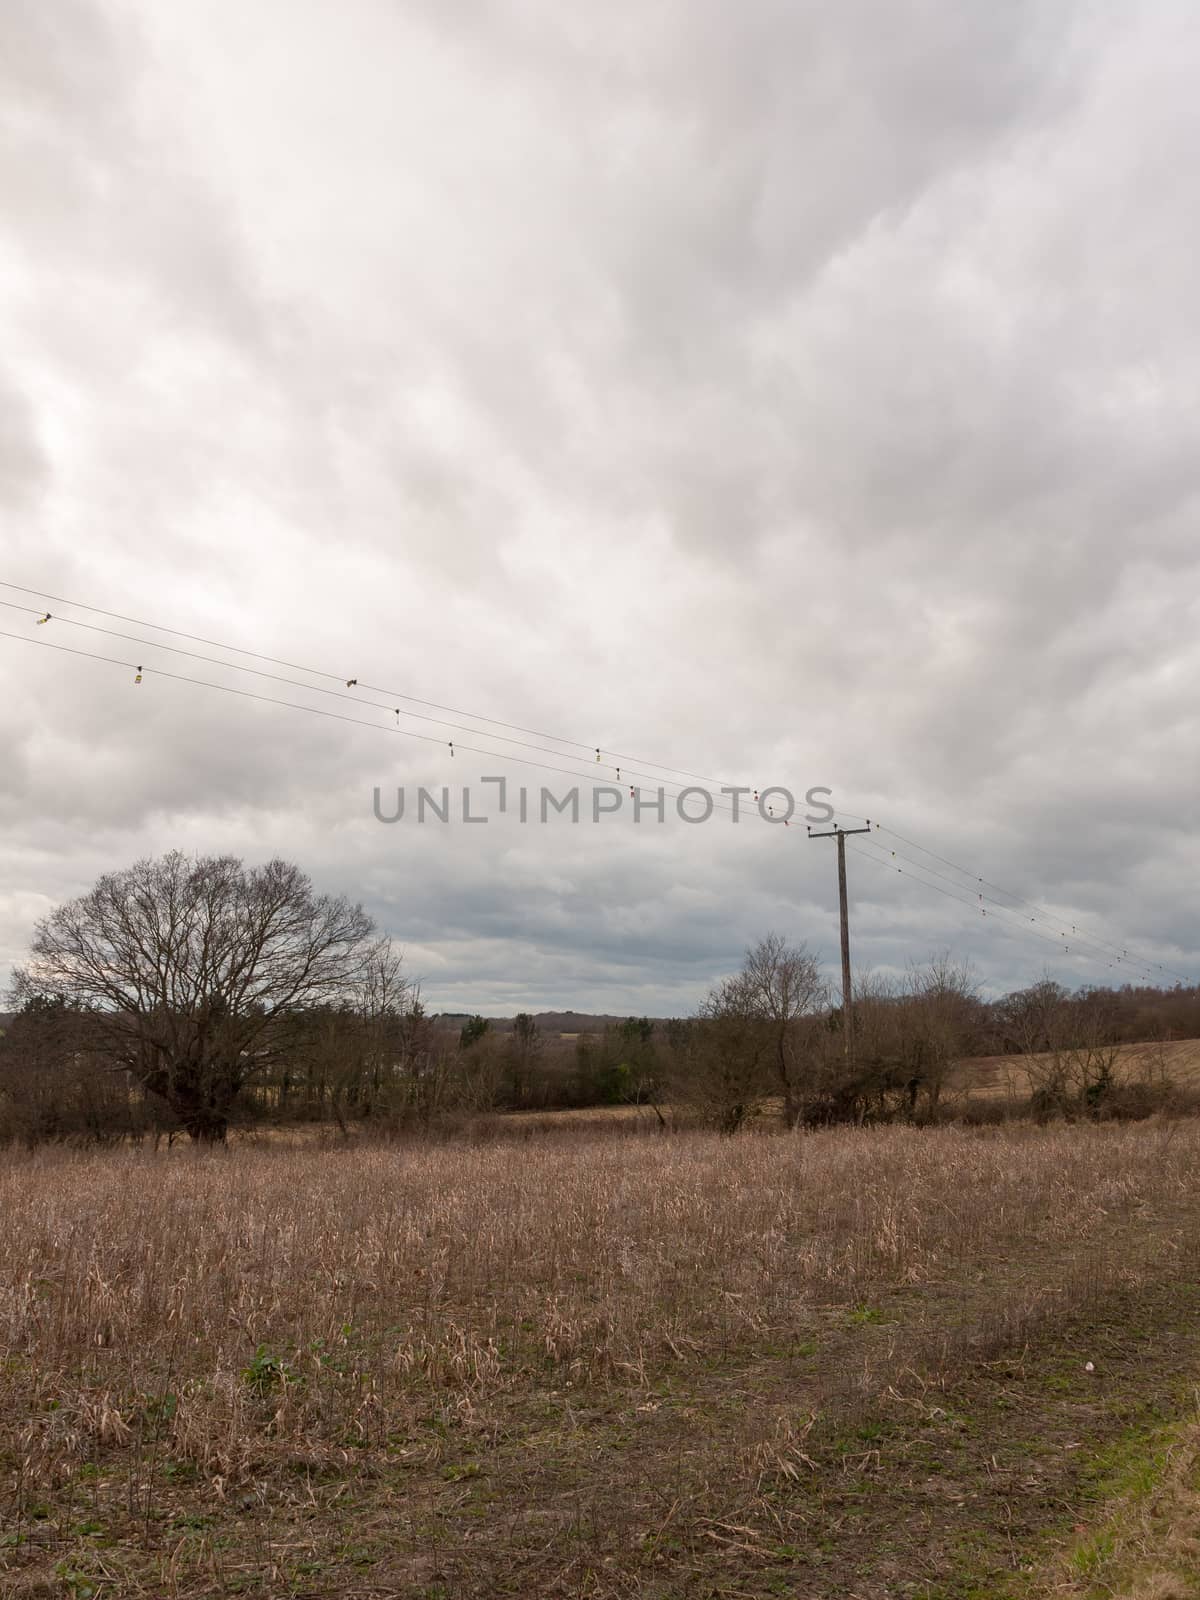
[807,821,871,1060]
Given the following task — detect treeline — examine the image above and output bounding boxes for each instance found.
[0,848,1194,1145]
[2,948,1195,1146]
[0,998,661,1143]
[991,979,1200,1047]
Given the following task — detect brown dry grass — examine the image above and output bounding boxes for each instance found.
[4,1121,1200,1596]
[952,1037,1200,1102]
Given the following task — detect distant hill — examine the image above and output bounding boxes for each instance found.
[0,1006,670,1040]
[432,1010,671,1035]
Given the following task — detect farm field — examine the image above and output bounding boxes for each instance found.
[949,1037,1200,1105]
[4,1122,1200,1598]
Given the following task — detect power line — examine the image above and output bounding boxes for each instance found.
[4,624,1176,989]
[867,821,1191,984]
[9,615,1124,983]
[0,598,751,806]
[819,803,1187,983]
[0,578,743,790]
[0,628,665,790]
[815,806,1188,982]
[849,832,1168,983]
[2,577,1190,986]
[846,843,1091,962]
[0,626,817,825]
[846,839,1166,983]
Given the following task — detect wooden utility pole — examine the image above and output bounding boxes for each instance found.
[807,821,871,1059]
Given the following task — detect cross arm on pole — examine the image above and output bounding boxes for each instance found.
[806,821,871,1059]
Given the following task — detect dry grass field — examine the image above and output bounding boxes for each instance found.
[4,1121,1200,1598]
[950,1038,1200,1105]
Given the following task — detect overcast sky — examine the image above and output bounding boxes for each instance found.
[2,1,1197,1014]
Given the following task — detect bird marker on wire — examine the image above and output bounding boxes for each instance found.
[36,612,51,625]
[134,666,143,684]
[448,740,455,757]
[394,708,400,724]
[595,747,600,762]
[346,678,357,688]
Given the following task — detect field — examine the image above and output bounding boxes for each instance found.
[950,1038,1200,1105]
[4,1121,1200,1598]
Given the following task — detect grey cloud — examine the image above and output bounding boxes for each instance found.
[0,0,1196,1011]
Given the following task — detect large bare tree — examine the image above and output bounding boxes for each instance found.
[14,851,376,1140]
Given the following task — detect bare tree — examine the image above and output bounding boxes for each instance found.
[355,938,412,1115]
[900,955,982,1117]
[740,933,827,1127]
[995,978,1121,1117]
[505,1012,543,1106]
[685,975,772,1132]
[14,851,376,1141]
[667,936,828,1131]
